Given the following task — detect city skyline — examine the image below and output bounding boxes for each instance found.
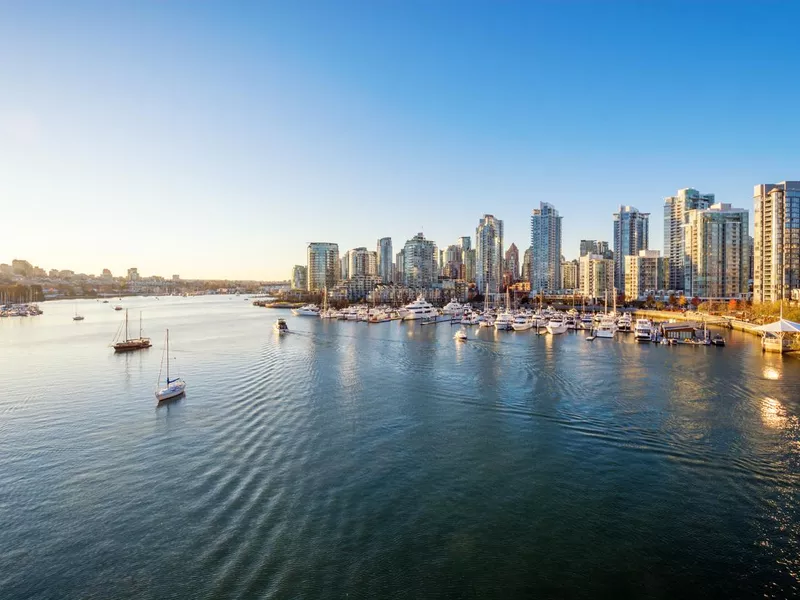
[3,2,800,279]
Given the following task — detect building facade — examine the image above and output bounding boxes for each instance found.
[291,265,307,290]
[579,254,614,301]
[475,214,504,294]
[307,242,340,291]
[613,205,649,293]
[347,247,377,278]
[504,243,520,283]
[377,237,393,283]
[561,259,579,290]
[530,202,562,293]
[403,233,437,289]
[664,188,714,291]
[624,250,668,300]
[754,181,800,303]
[684,203,749,299]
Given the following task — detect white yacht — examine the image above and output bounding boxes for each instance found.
[494,311,515,331]
[617,313,632,332]
[319,308,341,319]
[545,317,568,334]
[634,319,652,342]
[461,311,480,325]
[442,298,465,315]
[291,304,320,316]
[595,316,617,338]
[511,314,533,331]
[402,295,437,320]
[479,314,495,328]
[454,329,468,342]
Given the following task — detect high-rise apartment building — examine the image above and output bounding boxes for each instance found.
[395,249,405,283]
[348,247,377,278]
[613,205,649,292]
[307,242,340,291]
[403,233,436,289]
[459,236,472,251]
[579,254,614,300]
[443,244,464,279]
[377,237,393,283]
[464,249,476,283]
[754,181,800,303]
[624,250,668,300]
[530,202,562,293]
[504,243,520,282]
[684,203,749,299]
[476,214,504,294]
[522,248,531,283]
[664,188,714,291]
[340,252,350,281]
[291,265,307,290]
[579,240,597,257]
[561,259,579,290]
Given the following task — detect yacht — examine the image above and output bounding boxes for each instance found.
[617,313,632,332]
[634,319,652,342]
[479,314,495,328]
[442,298,465,315]
[579,314,594,330]
[319,308,341,319]
[545,317,568,335]
[494,311,515,331]
[511,314,533,331]
[461,311,480,325]
[454,329,468,342]
[595,315,617,339]
[292,304,320,316]
[402,295,437,321]
[273,318,289,333]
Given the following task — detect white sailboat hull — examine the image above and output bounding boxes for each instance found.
[156,380,186,401]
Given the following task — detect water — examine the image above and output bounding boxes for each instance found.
[1,296,799,599]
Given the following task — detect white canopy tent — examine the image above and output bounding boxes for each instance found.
[755,319,800,333]
[755,318,800,353]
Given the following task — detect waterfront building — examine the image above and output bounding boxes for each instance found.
[624,250,669,300]
[377,237,393,283]
[613,206,649,293]
[347,247,377,278]
[395,250,405,283]
[127,267,140,282]
[664,188,714,291]
[579,254,614,301]
[530,202,562,293]
[754,181,800,303]
[684,203,749,299]
[561,259,579,290]
[402,233,436,289]
[748,235,754,285]
[522,248,531,283]
[291,265,307,290]
[504,243,520,283]
[307,242,340,291]
[340,252,350,281]
[443,244,464,280]
[476,215,503,294]
[463,249,476,283]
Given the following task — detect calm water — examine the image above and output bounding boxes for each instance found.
[1,296,799,599]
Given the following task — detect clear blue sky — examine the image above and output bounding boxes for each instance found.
[2,1,799,280]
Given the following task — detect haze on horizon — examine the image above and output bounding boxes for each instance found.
[2,1,799,280]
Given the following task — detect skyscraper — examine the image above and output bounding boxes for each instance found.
[476,214,504,294]
[579,253,614,301]
[579,240,597,257]
[307,242,340,291]
[403,233,436,289]
[377,237,393,283]
[348,247,377,278]
[683,203,749,298]
[664,188,714,291]
[530,202,562,293]
[753,181,800,302]
[395,249,405,283]
[522,248,531,283]
[504,243,520,282]
[613,205,650,293]
[291,265,307,290]
[459,236,472,252]
[561,259,579,290]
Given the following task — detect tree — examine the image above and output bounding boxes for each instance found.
[646,294,655,308]
[678,295,688,307]
[668,293,676,306]
[728,299,738,312]
[690,296,701,307]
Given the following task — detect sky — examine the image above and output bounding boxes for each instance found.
[2,1,800,280]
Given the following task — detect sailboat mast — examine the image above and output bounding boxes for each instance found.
[125,309,129,342]
[139,312,143,338]
[166,329,169,383]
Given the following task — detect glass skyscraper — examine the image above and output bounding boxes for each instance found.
[377,237,393,283]
[664,188,714,291]
[475,214,504,295]
[306,242,340,291]
[613,205,649,293]
[530,202,562,293]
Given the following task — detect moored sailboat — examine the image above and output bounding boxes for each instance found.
[155,329,186,401]
[112,310,152,352]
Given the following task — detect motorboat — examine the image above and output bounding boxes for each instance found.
[479,315,495,328]
[155,329,186,402]
[617,313,632,332]
[461,311,480,325]
[114,305,123,311]
[634,319,652,342]
[711,333,725,347]
[511,314,533,331]
[442,298,465,315]
[595,315,617,339]
[454,330,468,342]
[494,311,515,331]
[402,295,437,320]
[274,318,289,334]
[545,317,568,335]
[291,304,320,316]
[319,308,341,319]
[579,314,594,330]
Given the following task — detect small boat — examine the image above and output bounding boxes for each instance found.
[155,329,186,402]
[114,305,123,311]
[546,317,568,335]
[73,305,84,321]
[711,333,726,347]
[454,330,468,342]
[274,318,289,334]
[112,310,152,352]
[291,304,320,316]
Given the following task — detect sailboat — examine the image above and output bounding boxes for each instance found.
[112,309,152,352]
[73,304,84,321]
[155,329,186,401]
